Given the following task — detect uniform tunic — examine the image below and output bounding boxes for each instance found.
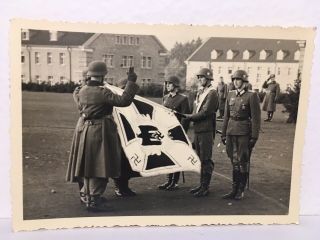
[262,81,280,112]
[216,82,228,111]
[66,81,139,182]
[163,92,191,130]
[222,89,261,172]
[190,85,219,173]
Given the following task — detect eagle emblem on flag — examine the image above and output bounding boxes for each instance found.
[107,85,201,177]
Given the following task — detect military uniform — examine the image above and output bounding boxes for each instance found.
[216,82,228,118]
[66,61,139,211]
[158,86,191,190]
[222,88,261,199]
[189,84,219,196]
[262,79,280,121]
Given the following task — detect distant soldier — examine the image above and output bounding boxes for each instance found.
[227,80,235,92]
[262,74,280,122]
[221,70,261,200]
[66,61,139,211]
[158,76,191,191]
[216,76,228,118]
[182,68,219,197]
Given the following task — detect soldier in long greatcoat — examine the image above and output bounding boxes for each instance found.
[66,61,139,211]
[262,74,280,122]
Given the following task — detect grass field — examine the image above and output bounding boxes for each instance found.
[22,91,295,219]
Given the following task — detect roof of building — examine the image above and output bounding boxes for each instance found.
[21,30,168,53]
[22,30,95,46]
[186,37,301,63]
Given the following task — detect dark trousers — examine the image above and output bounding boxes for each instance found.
[226,135,250,173]
[194,132,214,175]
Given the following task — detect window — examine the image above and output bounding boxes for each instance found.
[147,57,152,68]
[141,56,152,69]
[48,76,54,83]
[218,66,222,74]
[60,76,65,83]
[257,66,261,71]
[228,67,233,74]
[247,67,251,74]
[294,50,300,61]
[49,31,58,41]
[35,75,40,83]
[267,67,271,75]
[121,56,134,68]
[259,50,267,60]
[116,36,121,44]
[147,79,151,85]
[47,52,52,64]
[277,67,281,75]
[123,36,127,45]
[226,50,234,60]
[130,36,135,45]
[21,75,25,82]
[35,52,40,64]
[243,50,250,60]
[136,37,140,45]
[211,50,218,59]
[21,30,29,40]
[102,54,114,67]
[21,52,25,63]
[128,56,134,67]
[277,50,284,60]
[59,53,65,65]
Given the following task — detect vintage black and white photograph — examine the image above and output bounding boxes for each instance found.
[10,20,314,230]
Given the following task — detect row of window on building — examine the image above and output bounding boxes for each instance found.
[211,49,301,61]
[21,74,68,84]
[21,52,66,65]
[212,66,294,76]
[21,51,153,69]
[115,35,140,45]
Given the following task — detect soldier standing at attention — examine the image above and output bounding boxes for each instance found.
[182,68,219,197]
[158,76,191,191]
[66,61,139,211]
[221,70,261,200]
[216,76,228,119]
[262,74,280,122]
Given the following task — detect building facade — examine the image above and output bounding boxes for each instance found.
[21,29,168,87]
[185,37,305,91]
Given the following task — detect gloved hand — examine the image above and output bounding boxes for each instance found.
[248,138,257,149]
[127,67,137,82]
[221,136,227,145]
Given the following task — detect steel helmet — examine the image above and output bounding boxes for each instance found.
[196,68,213,80]
[231,70,249,82]
[87,61,108,77]
[166,76,180,87]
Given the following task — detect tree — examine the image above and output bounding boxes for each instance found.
[282,72,301,123]
[165,38,202,90]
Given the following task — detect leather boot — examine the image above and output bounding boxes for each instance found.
[122,178,136,196]
[158,174,173,190]
[234,172,247,200]
[193,172,211,197]
[86,195,109,212]
[166,172,180,190]
[190,169,203,194]
[222,170,239,199]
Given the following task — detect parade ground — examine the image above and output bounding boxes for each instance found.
[22,91,295,220]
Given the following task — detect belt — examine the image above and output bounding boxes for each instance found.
[82,114,113,125]
[230,116,249,121]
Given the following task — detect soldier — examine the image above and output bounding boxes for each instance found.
[66,61,139,211]
[158,76,191,191]
[182,68,219,197]
[262,74,280,122]
[216,76,228,118]
[221,70,261,200]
